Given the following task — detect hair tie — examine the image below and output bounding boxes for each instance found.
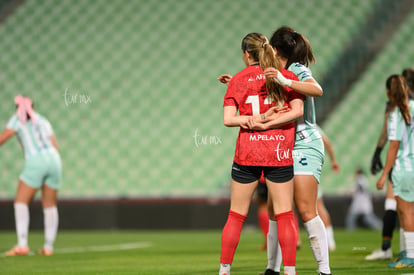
[14,95,36,125]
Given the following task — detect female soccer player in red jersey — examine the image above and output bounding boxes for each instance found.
[219,27,331,275]
[219,32,305,275]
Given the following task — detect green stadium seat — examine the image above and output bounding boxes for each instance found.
[0,0,388,198]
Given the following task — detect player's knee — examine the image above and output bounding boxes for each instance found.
[297,207,317,222]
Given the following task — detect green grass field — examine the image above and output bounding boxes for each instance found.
[0,229,411,274]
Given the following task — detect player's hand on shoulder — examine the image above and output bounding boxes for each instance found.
[218,74,232,85]
[263,67,278,78]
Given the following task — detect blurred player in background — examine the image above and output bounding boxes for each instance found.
[346,167,382,231]
[0,96,62,256]
[219,32,304,275]
[256,175,270,250]
[366,87,397,260]
[256,174,302,251]
[376,74,414,268]
[366,68,414,261]
[402,68,414,97]
[317,125,340,252]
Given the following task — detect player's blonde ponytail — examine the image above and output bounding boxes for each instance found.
[241,33,285,106]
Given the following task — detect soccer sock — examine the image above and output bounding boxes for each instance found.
[326,225,336,251]
[267,220,282,272]
[14,203,30,248]
[304,215,331,274]
[381,239,391,251]
[258,208,269,244]
[293,211,301,246]
[43,206,59,251]
[275,211,297,273]
[404,231,414,258]
[381,209,397,251]
[220,210,246,265]
[401,228,406,252]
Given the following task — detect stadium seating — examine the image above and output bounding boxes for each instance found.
[321,8,414,193]
[1,0,410,198]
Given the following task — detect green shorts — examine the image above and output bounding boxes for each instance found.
[293,138,324,184]
[391,170,414,202]
[20,148,62,190]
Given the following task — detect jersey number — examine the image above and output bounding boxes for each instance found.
[245,95,272,115]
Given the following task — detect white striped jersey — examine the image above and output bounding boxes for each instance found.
[6,112,55,158]
[288,62,321,144]
[388,100,414,172]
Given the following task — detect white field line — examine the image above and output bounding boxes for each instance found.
[53,242,152,254]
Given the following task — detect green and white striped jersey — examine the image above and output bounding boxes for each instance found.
[288,62,321,144]
[388,100,414,172]
[6,112,55,158]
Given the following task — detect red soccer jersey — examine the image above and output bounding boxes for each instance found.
[223,65,305,167]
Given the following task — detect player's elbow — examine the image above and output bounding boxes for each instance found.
[223,118,232,127]
[304,79,323,97]
[296,109,304,119]
[313,85,323,97]
[293,107,304,121]
[315,85,323,97]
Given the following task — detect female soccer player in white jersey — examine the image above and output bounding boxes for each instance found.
[376,75,414,268]
[366,69,414,261]
[219,32,305,275]
[0,96,62,256]
[254,26,331,275]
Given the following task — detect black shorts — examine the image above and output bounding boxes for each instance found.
[231,162,294,184]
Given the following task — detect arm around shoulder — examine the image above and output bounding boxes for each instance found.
[289,78,323,97]
[50,135,59,151]
[0,128,16,146]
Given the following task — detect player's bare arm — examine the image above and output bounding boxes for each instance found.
[246,98,303,130]
[376,140,399,190]
[263,67,323,97]
[0,128,16,146]
[223,105,250,128]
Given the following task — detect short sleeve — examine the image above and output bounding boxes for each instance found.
[43,119,54,136]
[288,63,313,82]
[287,88,306,103]
[223,80,238,107]
[387,110,400,141]
[6,115,19,131]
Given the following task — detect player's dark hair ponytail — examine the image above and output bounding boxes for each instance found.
[387,74,411,125]
[270,26,315,68]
